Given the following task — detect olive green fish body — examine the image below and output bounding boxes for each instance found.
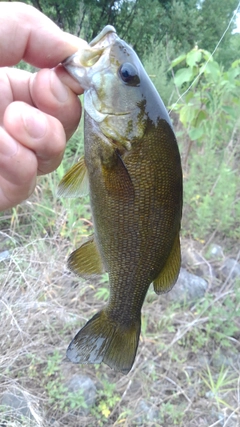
[59,26,182,374]
[85,112,181,316]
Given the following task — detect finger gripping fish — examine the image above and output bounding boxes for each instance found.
[59,26,183,374]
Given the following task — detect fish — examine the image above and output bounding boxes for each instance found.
[58,26,183,374]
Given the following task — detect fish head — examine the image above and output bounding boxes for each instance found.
[63,26,171,150]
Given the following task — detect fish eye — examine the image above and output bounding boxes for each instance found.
[118,63,140,86]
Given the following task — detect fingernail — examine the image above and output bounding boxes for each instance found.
[22,108,47,139]
[50,71,69,103]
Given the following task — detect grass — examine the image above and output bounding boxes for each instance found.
[0,174,240,426]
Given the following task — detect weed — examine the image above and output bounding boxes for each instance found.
[43,350,62,376]
[200,365,236,411]
[41,351,89,413]
[159,401,185,425]
[96,273,110,302]
[91,380,120,424]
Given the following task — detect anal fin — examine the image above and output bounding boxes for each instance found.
[68,234,105,276]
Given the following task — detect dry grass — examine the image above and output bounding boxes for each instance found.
[0,176,240,427]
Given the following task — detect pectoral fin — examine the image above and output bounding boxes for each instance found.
[102,151,134,201]
[68,234,105,276]
[153,233,181,294]
[57,156,89,198]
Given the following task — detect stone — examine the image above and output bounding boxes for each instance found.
[205,244,224,260]
[0,250,10,262]
[166,268,207,303]
[133,399,159,425]
[211,350,240,368]
[220,258,240,282]
[66,374,97,415]
[0,389,41,423]
[181,246,215,279]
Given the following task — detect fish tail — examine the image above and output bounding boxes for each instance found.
[66,309,141,374]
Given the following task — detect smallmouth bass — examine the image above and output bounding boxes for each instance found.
[59,26,183,374]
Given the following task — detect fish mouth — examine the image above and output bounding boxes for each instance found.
[62,47,104,74]
[62,26,118,76]
[62,27,119,93]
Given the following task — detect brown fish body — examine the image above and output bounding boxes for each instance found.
[59,26,182,374]
[85,113,182,319]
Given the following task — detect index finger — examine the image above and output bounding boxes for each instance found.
[0,2,88,68]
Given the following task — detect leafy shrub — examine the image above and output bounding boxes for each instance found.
[170,48,240,240]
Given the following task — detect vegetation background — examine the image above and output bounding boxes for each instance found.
[0,0,240,426]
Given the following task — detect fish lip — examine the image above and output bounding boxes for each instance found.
[89,25,117,47]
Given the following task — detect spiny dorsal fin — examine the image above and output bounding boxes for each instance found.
[57,156,89,198]
[68,234,105,276]
[153,233,181,294]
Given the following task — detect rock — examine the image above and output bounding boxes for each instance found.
[66,374,97,415]
[0,389,41,423]
[0,250,10,262]
[210,409,238,427]
[220,258,240,282]
[133,399,159,425]
[205,244,224,260]
[181,246,215,279]
[166,268,207,303]
[211,350,240,369]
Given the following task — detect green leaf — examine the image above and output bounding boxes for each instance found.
[174,68,194,87]
[195,110,207,127]
[226,68,240,80]
[185,91,195,103]
[221,106,236,116]
[170,53,186,69]
[188,127,204,140]
[202,61,220,80]
[179,104,196,126]
[231,59,240,68]
[200,49,212,61]
[186,49,202,67]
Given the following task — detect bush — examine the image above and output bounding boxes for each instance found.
[169,48,240,240]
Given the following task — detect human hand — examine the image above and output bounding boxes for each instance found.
[0,2,87,211]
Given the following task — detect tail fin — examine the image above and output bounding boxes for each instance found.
[66,310,141,374]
